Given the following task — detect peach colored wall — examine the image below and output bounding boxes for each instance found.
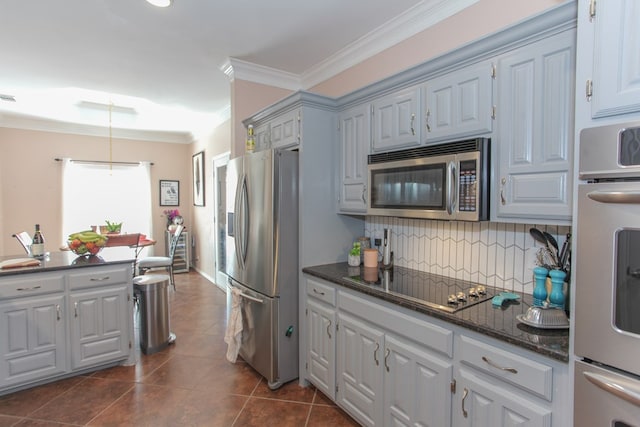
[188,119,230,285]
[230,79,292,158]
[0,127,192,257]
[311,0,566,97]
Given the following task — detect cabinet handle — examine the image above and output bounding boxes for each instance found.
[56,304,61,321]
[482,356,518,374]
[585,79,593,101]
[425,109,431,132]
[74,302,78,318]
[326,319,332,339]
[373,342,380,366]
[384,348,390,372]
[500,177,506,205]
[361,185,367,204]
[462,387,469,418]
[16,285,41,291]
[90,276,110,281]
[410,113,416,136]
[313,288,325,296]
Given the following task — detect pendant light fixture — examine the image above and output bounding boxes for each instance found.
[146,0,172,7]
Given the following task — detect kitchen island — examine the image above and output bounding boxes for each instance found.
[0,251,136,396]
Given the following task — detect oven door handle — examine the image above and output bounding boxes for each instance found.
[583,371,640,408]
[587,190,640,204]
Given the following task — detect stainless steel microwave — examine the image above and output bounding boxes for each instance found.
[367,138,490,221]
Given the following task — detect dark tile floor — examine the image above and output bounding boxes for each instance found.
[0,272,359,426]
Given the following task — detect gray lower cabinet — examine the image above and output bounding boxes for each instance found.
[302,275,570,427]
[0,264,133,394]
[0,293,67,388]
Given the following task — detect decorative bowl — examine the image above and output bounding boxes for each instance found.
[68,241,105,257]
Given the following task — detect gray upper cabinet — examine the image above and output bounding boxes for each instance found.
[495,29,575,223]
[423,61,494,143]
[371,86,421,152]
[587,0,640,118]
[251,109,301,151]
[338,104,370,213]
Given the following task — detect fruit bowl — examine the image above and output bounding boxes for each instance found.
[67,230,108,257]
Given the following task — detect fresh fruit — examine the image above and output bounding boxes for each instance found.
[67,230,108,256]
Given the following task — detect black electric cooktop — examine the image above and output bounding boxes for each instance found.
[343,266,497,313]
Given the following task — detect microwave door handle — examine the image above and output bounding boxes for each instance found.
[583,371,640,408]
[587,190,640,204]
[446,161,457,215]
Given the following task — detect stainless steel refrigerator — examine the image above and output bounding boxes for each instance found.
[225,149,299,390]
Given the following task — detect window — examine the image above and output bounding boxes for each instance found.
[61,159,152,246]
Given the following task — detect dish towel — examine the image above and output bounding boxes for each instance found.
[225,287,243,363]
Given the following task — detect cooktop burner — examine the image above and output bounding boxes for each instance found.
[343,266,497,313]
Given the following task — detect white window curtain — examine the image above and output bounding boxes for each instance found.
[61,158,153,249]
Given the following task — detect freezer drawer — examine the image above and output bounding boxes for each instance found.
[230,280,298,389]
[575,360,640,427]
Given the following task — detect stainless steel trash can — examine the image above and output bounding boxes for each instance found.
[133,274,175,354]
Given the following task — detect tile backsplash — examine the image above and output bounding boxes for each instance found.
[365,216,571,295]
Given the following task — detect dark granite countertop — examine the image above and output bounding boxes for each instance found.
[303,262,569,363]
[0,251,135,277]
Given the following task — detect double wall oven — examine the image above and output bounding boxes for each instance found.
[574,122,640,426]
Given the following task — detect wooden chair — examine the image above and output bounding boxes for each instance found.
[12,231,33,255]
[136,225,183,291]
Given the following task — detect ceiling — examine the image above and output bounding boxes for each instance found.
[0,0,475,142]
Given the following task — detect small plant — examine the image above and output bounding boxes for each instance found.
[104,220,122,233]
[349,242,361,257]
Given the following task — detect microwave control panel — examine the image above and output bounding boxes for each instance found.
[458,160,477,212]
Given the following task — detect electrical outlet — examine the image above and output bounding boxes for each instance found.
[374,238,382,247]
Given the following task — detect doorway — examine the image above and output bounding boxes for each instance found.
[213,153,229,290]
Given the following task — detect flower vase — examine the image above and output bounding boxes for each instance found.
[348,254,360,267]
[548,269,567,309]
[532,266,549,307]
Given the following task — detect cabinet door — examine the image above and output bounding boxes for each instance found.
[69,285,129,370]
[0,295,66,387]
[306,298,336,400]
[338,104,370,213]
[424,61,493,143]
[270,110,300,149]
[453,366,551,427]
[590,0,640,118]
[254,123,271,151]
[336,311,384,427]
[496,30,575,222]
[384,334,453,427]
[372,86,421,152]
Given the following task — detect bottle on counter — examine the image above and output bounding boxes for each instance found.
[246,124,255,153]
[31,224,45,258]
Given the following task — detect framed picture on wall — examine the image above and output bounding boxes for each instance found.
[192,151,205,206]
[159,180,179,206]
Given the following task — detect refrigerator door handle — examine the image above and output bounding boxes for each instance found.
[238,291,265,304]
[240,175,249,265]
[233,175,243,269]
[584,371,640,407]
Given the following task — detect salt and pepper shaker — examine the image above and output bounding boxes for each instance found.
[532,266,549,307]
[548,269,567,309]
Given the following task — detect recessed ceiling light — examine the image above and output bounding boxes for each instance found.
[146,0,172,7]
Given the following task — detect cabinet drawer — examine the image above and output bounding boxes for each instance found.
[67,267,130,290]
[306,278,336,306]
[0,273,65,299]
[458,334,553,400]
[339,290,453,358]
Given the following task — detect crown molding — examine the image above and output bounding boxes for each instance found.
[0,112,195,144]
[301,0,479,88]
[220,58,302,91]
